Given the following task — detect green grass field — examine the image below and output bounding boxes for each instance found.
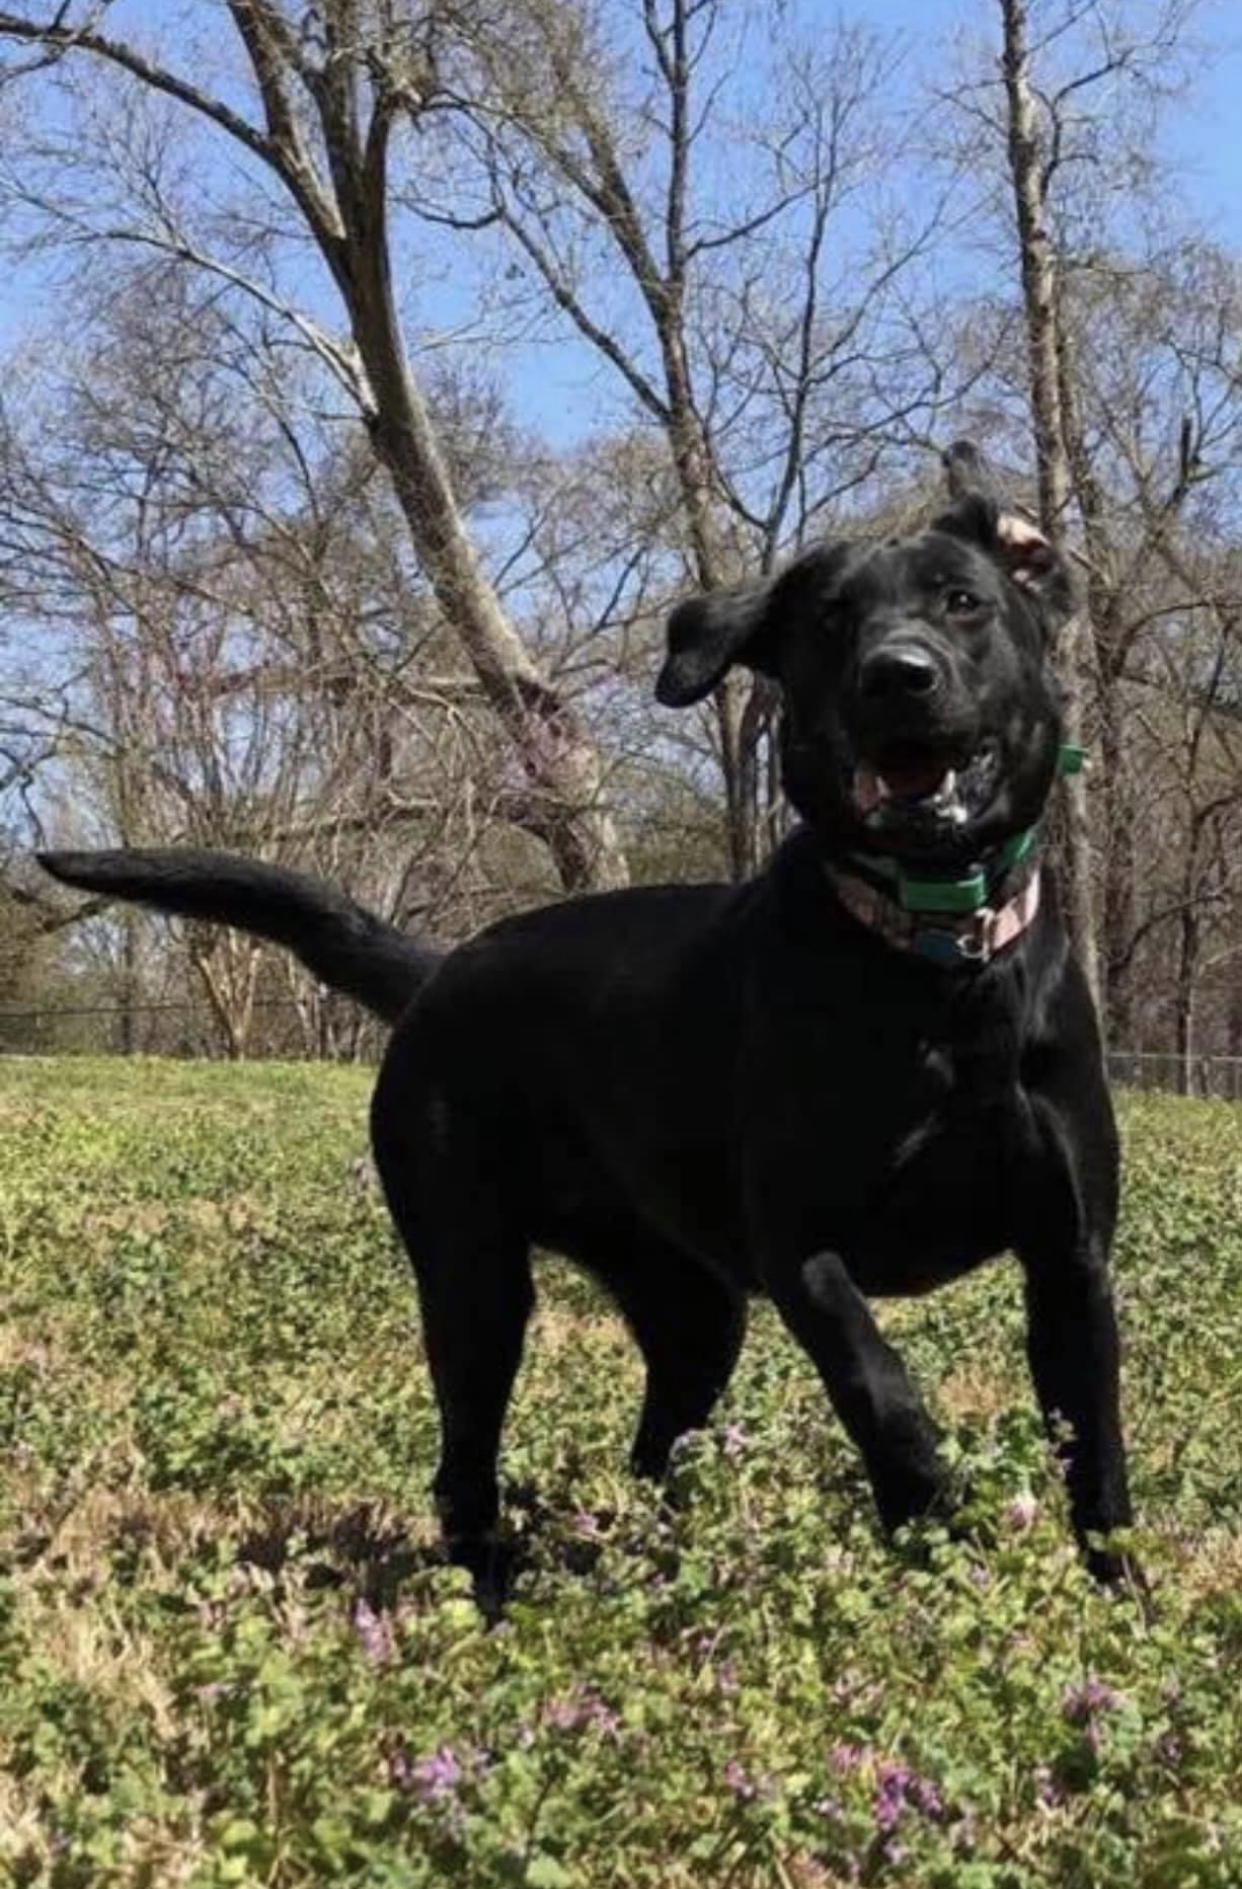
[2,1057,1241,1887]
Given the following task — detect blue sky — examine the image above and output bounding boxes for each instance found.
[1,0,1239,442]
[829,0,1242,245]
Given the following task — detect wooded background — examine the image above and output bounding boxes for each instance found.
[2,0,1240,1076]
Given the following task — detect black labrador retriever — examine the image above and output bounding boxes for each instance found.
[39,444,1133,1598]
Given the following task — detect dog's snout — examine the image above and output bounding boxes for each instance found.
[859,645,939,702]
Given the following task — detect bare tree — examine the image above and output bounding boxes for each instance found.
[929,0,1211,1027]
[426,0,965,874]
[0,268,617,1048]
[0,0,628,892]
[994,0,1102,1001]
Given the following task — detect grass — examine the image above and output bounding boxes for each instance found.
[1,1056,1241,1886]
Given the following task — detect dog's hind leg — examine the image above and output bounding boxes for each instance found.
[417,1235,534,1591]
[765,1252,949,1533]
[370,1081,533,1605]
[587,1240,747,1480]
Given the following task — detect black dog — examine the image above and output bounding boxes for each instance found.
[40,446,1133,1597]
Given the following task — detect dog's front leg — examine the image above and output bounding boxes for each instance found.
[1020,1244,1133,1582]
[765,1251,951,1533]
[1017,1088,1134,1584]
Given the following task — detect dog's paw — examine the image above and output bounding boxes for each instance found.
[1084,1534,1152,1611]
[874,1461,958,1538]
[443,1530,520,1623]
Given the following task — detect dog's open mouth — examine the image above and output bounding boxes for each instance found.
[852,742,999,830]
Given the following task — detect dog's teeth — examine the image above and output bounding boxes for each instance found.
[853,766,889,812]
[855,761,973,821]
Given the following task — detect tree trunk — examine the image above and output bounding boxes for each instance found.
[999,0,1101,1009]
[1174,903,1198,1097]
[318,141,628,894]
[3,5,634,900]
[0,3,633,896]
[1226,960,1242,1100]
[118,911,138,1055]
[188,934,255,1061]
[1055,303,1127,1040]
[658,251,763,881]
[534,8,765,884]
[1097,692,1136,1047]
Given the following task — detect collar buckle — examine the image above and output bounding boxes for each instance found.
[911,926,972,966]
[955,924,990,962]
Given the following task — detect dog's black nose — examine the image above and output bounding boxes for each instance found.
[860,647,939,700]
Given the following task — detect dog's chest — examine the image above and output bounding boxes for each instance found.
[849,1031,1038,1289]
[747,988,1037,1292]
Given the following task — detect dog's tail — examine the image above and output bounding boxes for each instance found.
[36,848,438,1023]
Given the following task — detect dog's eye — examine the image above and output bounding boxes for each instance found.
[944,587,982,616]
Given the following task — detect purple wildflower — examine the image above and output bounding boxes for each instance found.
[828,1741,867,1775]
[388,1743,473,1840]
[724,1761,777,1805]
[352,1596,394,1667]
[912,1776,944,1817]
[411,1745,463,1804]
[725,1759,756,1801]
[1155,1730,1184,1767]
[874,1764,911,1833]
[721,1422,748,1461]
[1033,1763,1065,1809]
[541,1686,622,1739]
[1062,1677,1121,1726]
[873,1761,944,1836]
[589,1699,622,1738]
[716,1659,740,1697]
[1006,1491,1038,1531]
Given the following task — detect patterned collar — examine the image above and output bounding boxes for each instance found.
[825,855,1042,967]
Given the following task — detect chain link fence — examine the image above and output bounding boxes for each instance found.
[2,1002,1240,1097]
[1103,1050,1242,1101]
[0,1000,381,1063]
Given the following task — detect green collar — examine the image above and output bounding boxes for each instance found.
[843,744,1084,919]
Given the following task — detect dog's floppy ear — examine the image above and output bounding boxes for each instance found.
[935,439,1074,628]
[993,513,1074,625]
[656,574,778,708]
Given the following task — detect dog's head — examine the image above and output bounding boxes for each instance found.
[657,486,1072,870]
